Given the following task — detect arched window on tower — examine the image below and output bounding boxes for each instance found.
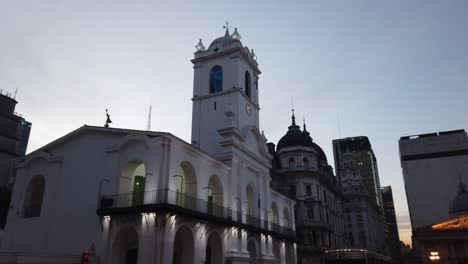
[210,66,223,93]
[245,71,251,98]
[23,175,45,218]
[288,158,295,170]
[303,158,309,170]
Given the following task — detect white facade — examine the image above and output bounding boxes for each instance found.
[399,129,468,229]
[0,29,297,264]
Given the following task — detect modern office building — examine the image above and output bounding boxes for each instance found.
[332,136,387,254]
[269,115,345,264]
[0,92,31,229]
[381,186,401,260]
[399,130,468,229]
[0,28,297,264]
[0,92,31,187]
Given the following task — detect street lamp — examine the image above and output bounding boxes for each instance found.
[429,251,440,262]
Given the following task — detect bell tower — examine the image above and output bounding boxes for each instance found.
[191,27,262,158]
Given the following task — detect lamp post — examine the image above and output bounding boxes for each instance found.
[97,178,110,209]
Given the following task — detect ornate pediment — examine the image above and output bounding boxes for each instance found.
[432,215,468,230]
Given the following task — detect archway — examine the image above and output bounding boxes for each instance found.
[247,240,258,264]
[246,184,257,225]
[23,175,45,218]
[173,226,194,264]
[120,161,146,205]
[175,162,197,207]
[271,202,279,227]
[205,232,223,264]
[273,242,281,263]
[285,243,294,264]
[283,208,290,228]
[207,175,223,216]
[111,227,139,264]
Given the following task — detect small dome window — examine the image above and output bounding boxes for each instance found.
[210,66,223,93]
[245,71,251,98]
[303,158,309,170]
[288,158,295,170]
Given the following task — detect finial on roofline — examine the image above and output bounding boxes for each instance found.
[303,115,308,132]
[223,20,231,35]
[105,109,112,128]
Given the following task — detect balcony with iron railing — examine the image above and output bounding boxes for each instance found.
[296,219,332,229]
[97,188,295,241]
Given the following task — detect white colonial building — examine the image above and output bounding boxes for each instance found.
[0,28,297,264]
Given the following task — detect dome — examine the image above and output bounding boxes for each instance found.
[449,177,468,217]
[277,112,328,162]
[207,29,240,50]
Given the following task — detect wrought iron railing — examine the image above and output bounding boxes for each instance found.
[296,219,331,229]
[99,189,295,238]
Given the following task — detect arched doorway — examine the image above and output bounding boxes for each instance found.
[283,207,290,228]
[286,243,294,264]
[271,202,279,231]
[111,227,139,264]
[120,161,146,205]
[246,184,257,225]
[207,175,223,217]
[173,226,194,264]
[205,232,223,264]
[247,240,257,264]
[175,162,197,207]
[273,242,281,263]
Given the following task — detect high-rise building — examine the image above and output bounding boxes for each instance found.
[0,92,31,229]
[399,129,468,243]
[381,186,401,260]
[332,136,387,254]
[0,92,31,187]
[269,114,345,264]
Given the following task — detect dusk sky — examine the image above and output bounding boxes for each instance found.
[2,0,468,244]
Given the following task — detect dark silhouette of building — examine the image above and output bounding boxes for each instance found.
[381,186,401,260]
[269,112,345,264]
[0,91,31,228]
[332,136,388,254]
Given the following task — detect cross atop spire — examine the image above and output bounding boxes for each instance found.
[223,20,231,34]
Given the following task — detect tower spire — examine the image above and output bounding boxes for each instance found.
[291,108,296,126]
[147,105,152,131]
[303,115,307,132]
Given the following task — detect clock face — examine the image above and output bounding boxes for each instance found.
[246,104,252,116]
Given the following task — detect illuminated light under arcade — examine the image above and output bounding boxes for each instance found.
[429,251,440,261]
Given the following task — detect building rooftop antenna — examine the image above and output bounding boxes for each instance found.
[147,105,152,131]
[14,87,18,99]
